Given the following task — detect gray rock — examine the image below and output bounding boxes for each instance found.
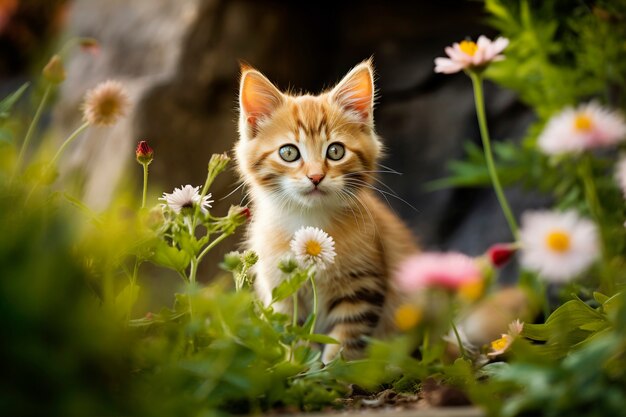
[54,0,546,280]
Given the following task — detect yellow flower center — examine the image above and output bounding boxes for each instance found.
[574,113,593,131]
[394,304,423,331]
[305,240,322,257]
[545,230,571,253]
[458,279,484,302]
[490,336,509,352]
[459,40,478,56]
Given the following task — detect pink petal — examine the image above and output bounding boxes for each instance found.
[434,58,465,74]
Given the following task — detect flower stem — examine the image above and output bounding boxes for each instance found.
[309,271,318,335]
[292,294,299,327]
[141,162,149,209]
[189,259,198,285]
[469,72,519,240]
[13,84,52,177]
[450,320,467,359]
[579,156,613,294]
[197,232,230,264]
[50,121,90,167]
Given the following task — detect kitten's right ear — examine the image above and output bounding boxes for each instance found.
[239,67,283,137]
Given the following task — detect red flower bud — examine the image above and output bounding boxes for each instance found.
[135,140,154,165]
[487,243,517,268]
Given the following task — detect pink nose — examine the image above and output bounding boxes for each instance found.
[308,174,325,186]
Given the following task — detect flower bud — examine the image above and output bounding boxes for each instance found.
[208,152,230,175]
[135,140,154,165]
[228,205,250,226]
[487,243,517,268]
[42,55,66,84]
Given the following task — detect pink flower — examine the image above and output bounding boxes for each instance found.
[396,252,482,291]
[434,36,509,74]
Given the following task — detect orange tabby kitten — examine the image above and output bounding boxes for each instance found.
[235,60,417,362]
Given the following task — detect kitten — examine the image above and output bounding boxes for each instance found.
[235,60,418,362]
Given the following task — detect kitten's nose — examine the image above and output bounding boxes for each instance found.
[308,174,325,186]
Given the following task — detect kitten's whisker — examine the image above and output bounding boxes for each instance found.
[220,181,247,201]
[344,179,418,212]
[360,173,401,196]
[376,163,402,175]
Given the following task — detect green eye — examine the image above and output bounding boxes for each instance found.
[326,142,345,161]
[279,144,300,162]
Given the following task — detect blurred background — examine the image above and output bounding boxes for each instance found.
[1,0,543,279]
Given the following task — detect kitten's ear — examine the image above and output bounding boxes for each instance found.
[330,59,375,123]
[239,67,284,136]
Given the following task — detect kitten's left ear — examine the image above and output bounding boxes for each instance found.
[330,59,375,123]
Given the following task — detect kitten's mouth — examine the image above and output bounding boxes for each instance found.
[303,187,327,196]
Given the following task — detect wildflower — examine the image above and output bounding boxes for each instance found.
[290,226,336,269]
[519,210,599,282]
[396,252,482,292]
[208,152,231,175]
[434,36,509,74]
[487,319,524,357]
[135,140,154,165]
[82,80,129,126]
[394,304,423,331]
[615,155,626,199]
[159,185,213,215]
[538,102,626,155]
[486,243,517,268]
[42,55,66,84]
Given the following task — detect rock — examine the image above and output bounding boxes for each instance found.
[53,0,545,280]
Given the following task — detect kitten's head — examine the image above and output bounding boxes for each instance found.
[235,60,381,209]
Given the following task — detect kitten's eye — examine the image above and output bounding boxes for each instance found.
[279,144,300,162]
[326,142,345,161]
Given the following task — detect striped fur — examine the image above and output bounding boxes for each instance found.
[235,60,418,362]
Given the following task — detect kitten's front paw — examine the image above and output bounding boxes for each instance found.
[321,343,341,364]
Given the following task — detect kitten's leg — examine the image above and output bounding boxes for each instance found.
[322,286,385,363]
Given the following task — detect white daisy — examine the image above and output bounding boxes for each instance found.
[487,319,524,358]
[519,210,600,282]
[159,185,213,215]
[615,155,626,200]
[538,101,626,155]
[290,226,336,269]
[434,36,509,74]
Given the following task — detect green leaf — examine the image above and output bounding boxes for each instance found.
[301,333,339,344]
[271,271,308,303]
[0,82,29,121]
[150,241,191,272]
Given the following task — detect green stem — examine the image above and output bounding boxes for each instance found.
[469,72,519,240]
[141,162,149,209]
[192,168,218,230]
[197,232,230,264]
[49,121,90,167]
[127,260,139,323]
[189,259,198,285]
[309,271,318,335]
[14,84,52,177]
[450,320,467,359]
[292,293,299,327]
[579,156,613,293]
